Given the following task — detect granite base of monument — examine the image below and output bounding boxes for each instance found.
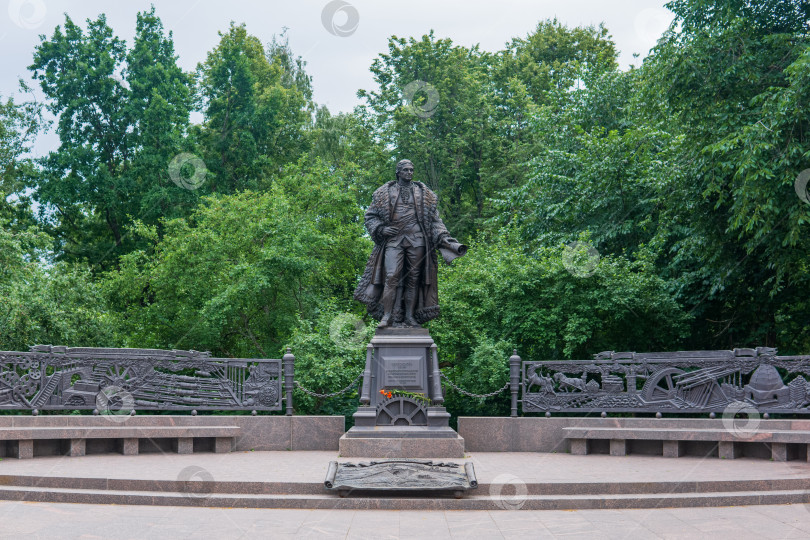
[338,433,465,458]
[341,328,465,457]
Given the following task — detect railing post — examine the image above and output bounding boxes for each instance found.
[509,349,521,418]
[283,347,295,416]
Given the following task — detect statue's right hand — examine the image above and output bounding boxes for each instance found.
[381,226,399,237]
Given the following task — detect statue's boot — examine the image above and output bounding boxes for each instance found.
[403,287,420,327]
[378,284,397,328]
[377,313,392,328]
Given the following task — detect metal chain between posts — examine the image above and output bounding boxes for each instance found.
[440,371,509,398]
[294,372,363,399]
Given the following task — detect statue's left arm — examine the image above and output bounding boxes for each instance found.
[429,209,454,248]
[425,191,467,263]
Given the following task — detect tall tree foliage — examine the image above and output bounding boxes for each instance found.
[0,218,117,350]
[0,92,42,233]
[195,23,312,193]
[496,19,618,106]
[29,8,193,269]
[104,160,369,356]
[484,21,621,224]
[635,0,810,349]
[309,105,392,203]
[359,32,494,238]
[123,8,196,229]
[358,23,621,239]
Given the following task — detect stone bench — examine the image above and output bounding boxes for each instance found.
[0,426,240,459]
[563,427,810,461]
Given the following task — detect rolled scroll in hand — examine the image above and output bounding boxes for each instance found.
[439,240,468,264]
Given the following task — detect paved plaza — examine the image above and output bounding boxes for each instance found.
[2,500,810,539]
[1,450,807,485]
[1,450,809,538]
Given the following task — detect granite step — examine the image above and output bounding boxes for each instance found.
[0,484,808,510]
[1,474,809,497]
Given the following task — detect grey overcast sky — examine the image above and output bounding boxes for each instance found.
[1,0,674,155]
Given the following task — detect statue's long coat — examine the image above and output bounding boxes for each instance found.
[354,180,453,323]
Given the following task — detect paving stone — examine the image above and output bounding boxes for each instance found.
[399,510,452,538]
[1,502,810,538]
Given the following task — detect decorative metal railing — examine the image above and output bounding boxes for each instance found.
[4,343,809,417]
[519,347,810,415]
[0,345,295,413]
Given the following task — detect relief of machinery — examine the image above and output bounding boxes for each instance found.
[0,345,284,412]
[522,347,810,414]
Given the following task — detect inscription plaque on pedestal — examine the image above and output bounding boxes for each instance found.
[383,356,423,390]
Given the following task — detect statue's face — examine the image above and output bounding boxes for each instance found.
[398,164,414,181]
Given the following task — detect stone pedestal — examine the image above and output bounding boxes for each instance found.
[343,328,464,457]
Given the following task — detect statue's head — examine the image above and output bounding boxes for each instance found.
[395,159,414,181]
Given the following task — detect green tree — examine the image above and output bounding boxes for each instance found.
[28,8,194,269]
[104,159,369,356]
[359,31,495,238]
[309,105,392,203]
[0,222,119,350]
[430,230,690,417]
[195,23,312,193]
[359,23,621,239]
[494,104,679,261]
[122,8,197,230]
[0,92,42,231]
[477,20,620,216]
[266,31,314,110]
[634,0,810,349]
[496,19,618,106]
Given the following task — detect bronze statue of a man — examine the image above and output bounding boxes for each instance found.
[354,159,466,328]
